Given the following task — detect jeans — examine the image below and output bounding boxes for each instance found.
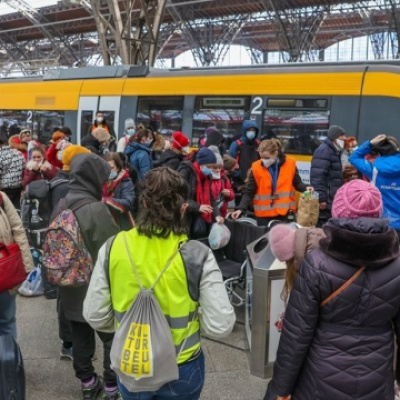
[118,351,205,400]
[57,297,72,347]
[69,320,116,385]
[0,291,17,340]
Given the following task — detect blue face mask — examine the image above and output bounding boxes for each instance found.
[109,171,118,180]
[126,128,135,136]
[201,166,212,176]
[246,130,256,140]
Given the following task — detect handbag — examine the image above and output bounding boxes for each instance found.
[0,193,28,292]
[0,242,27,293]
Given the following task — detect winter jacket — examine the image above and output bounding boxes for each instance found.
[81,134,102,155]
[237,153,307,212]
[46,143,63,169]
[22,160,58,189]
[266,217,400,400]
[49,170,70,212]
[102,169,135,231]
[54,153,119,322]
[0,146,25,189]
[310,139,343,209]
[87,121,116,152]
[0,191,34,273]
[124,142,152,180]
[228,120,260,182]
[159,149,183,171]
[210,170,235,218]
[349,140,400,230]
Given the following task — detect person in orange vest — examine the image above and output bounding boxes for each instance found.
[87,111,117,151]
[231,139,312,226]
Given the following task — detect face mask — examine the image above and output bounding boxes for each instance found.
[96,117,104,123]
[100,146,110,155]
[109,171,118,180]
[182,146,190,154]
[144,140,152,147]
[336,139,344,149]
[127,128,135,136]
[246,131,256,140]
[57,150,63,161]
[201,166,212,176]
[211,171,221,180]
[349,146,358,154]
[262,158,275,168]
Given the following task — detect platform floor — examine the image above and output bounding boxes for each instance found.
[17,294,269,400]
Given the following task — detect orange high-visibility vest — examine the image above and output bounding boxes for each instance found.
[251,157,297,218]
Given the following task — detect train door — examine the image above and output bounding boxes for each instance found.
[77,96,121,144]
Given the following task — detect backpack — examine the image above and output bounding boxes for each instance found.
[20,178,68,248]
[42,199,94,287]
[110,233,197,392]
[235,139,260,163]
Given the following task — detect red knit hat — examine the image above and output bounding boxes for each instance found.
[171,131,190,150]
[332,179,383,219]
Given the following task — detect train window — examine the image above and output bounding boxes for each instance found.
[0,110,64,144]
[136,97,183,135]
[262,104,329,155]
[267,99,328,109]
[193,96,250,146]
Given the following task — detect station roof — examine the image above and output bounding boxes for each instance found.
[0,0,395,61]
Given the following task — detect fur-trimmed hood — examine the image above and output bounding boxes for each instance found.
[320,217,399,268]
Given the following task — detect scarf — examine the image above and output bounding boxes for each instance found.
[102,169,129,197]
[193,162,212,223]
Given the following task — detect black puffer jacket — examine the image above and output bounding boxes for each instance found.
[310,139,342,209]
[266,217,400,400]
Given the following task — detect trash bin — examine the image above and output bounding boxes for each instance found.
[245,232,287,379]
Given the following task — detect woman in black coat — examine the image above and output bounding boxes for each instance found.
[265,179,400,400]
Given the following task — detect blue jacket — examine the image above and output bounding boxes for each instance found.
[228,120,259,159]
[124,142,153,180]
[310,139,342,209]
[349,140,400,230]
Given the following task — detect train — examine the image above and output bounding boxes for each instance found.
[1,60,400,182]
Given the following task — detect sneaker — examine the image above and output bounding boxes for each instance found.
[60,346,73,361]
[82,375,103,400]
[101,388,122,400]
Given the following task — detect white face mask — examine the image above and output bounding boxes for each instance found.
[262,158,275,168]
[96,117,104,123]
[211,171,221,180]
[336,139,344,149]
[182,146,190,154]
[57,150,63,161]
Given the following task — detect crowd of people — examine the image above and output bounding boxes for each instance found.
[1,114,400,400]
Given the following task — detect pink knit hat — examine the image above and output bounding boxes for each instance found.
[269,224,296,261]
[331,179,383,219]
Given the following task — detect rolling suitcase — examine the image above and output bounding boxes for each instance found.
[0,334,25,399]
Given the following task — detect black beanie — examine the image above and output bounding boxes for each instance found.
[327,125,345,141]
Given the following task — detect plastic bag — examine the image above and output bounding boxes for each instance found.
[18,267,44,297]
[208,223,231,250]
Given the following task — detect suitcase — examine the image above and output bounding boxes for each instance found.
[0,334,25,399]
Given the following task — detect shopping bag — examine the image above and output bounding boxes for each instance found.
[0,242,27,293]
[296,191,319,227]
[208,223,231,250]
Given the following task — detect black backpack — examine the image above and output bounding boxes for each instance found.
[21,179,68,248]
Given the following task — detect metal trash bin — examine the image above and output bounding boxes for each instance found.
[245,232,287,379]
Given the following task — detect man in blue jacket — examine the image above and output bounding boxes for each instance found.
[310,125,346,226]
[228,120,260,205]
[349,134,400,236]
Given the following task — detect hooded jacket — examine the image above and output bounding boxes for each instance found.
[228,120,260,182]
[159,148,183,171]
[349,140,400,230]
[56,153,119,322]
[81,133,102,155]
[266,217,400,400]
[124,142,153,180]
[310,138,343,209]
[0,146,25,189]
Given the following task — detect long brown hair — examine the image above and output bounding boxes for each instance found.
[135,168,189,238]
[281,258,297,306]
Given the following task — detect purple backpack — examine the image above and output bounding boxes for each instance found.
[42,208,93,287]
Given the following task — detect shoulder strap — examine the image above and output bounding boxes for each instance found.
[122,233,182,290]
[49,178,69,190]
[320,266,365,307]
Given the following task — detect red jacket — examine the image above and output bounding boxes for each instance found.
[210,170,235,218]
